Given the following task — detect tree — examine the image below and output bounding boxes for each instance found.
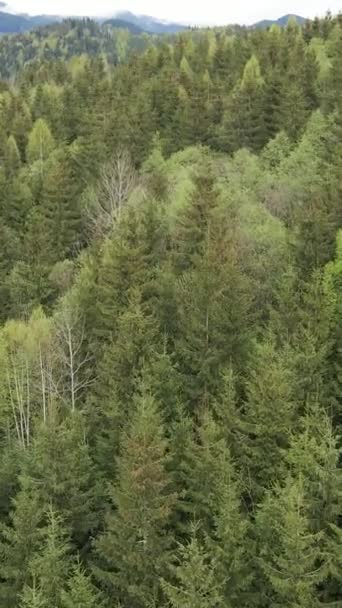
[0,475,43,607]
[20,585,46,608]
[26,414,99,547]
[173,166,252,405]
[87,148,137,238]
[324,230,342,422]
[61,562,102,608]
[241,337,297,501]
[95,390,176,607]
[94,197,167,340]
[4,135,21,179]
[25,508,71,608]
[199,411,251,605]
[39,148,82,264]
[53,301,94,412]
[26,119,55,177]
[223,55,266,152]
[256,477,328,608]
[286,405,342,603]
[90,289,162,478]
[162,528,223,608]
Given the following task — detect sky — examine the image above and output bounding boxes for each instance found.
[4,0,342,25]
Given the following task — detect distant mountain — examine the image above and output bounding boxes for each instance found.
[0,10,33,33]
[103,18,145,35]
[114,11,187,34]
[0,8,186,35]
[0,10,59,33]
[253,14,307,29]
[0,7,308,36]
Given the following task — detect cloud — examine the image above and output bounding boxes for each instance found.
[5,0,342,25]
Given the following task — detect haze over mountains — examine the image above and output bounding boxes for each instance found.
[0,3,308,34]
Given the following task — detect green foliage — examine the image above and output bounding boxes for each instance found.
[26,119,55,166]
[0,475,43,607]
[0,13,340,608]
[25,508,71,608]
[61,562,103,608]
[95,390,176,607]
[161,527,224,608]
[256,477,328,607]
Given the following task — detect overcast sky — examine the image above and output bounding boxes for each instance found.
[5,0,342,25]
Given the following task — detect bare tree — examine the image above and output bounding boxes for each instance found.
[54,305,94,412]
[88,149,137,238]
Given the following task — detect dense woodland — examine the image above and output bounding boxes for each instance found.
[0,11,341,608]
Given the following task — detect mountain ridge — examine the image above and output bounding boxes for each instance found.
[0,8,308,35]
[253,14,307,29]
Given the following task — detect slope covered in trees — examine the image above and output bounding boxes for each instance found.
[0,12,341,608]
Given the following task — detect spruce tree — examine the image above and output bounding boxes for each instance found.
[95,391,176,607]
[256,477,328,608]
[26,508,71,608]
[20,585,46,608]
[0,475,43,607]
[4,135,21,179]
[39,148,82,264]
[161,527,224,608]
[25,415,99,548]
[241,337,297,500]
[61,562,102,608]
[26,118,55,167]
[223,55,266,152]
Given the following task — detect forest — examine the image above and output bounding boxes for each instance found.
[0,10,341,608]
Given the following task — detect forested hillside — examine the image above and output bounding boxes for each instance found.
[0,12,341,608]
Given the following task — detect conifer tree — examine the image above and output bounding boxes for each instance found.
[223,55,266,152]
[242,337,297,500]
[95,199,167,339]
[324,230,342,423]
[26,118,55,167]
[0,475,43,607]
[61,562,102,608]
[161,527,224,608]
[20,585,46,608]
[4,135,21,179]
[256,477,328,608]
[26,508,71,608]
[95,391,176,608]
[39,148,82,264]
[26,415,98,547]
[287,404,341,535]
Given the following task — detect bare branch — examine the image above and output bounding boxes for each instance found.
[87,148,137,239]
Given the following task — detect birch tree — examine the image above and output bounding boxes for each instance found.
[53,303,94,412]
[87,149,137,238]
